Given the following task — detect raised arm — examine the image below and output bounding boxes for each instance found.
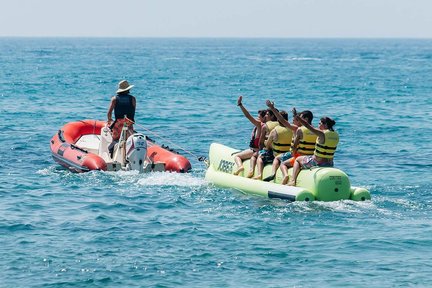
[237,96,261,128]
[294,112,325,143]
[291,129,302,155]
[265,129,277,150]
[258,125,267,150]
[266,100,297,132]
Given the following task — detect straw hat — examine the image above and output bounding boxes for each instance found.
[116,80,134,93]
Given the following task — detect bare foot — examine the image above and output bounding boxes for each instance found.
[233,167,244,175]
[253,175,262,180]
[282,176,289,185]
[246,171,254,178]
[287,180,296,186]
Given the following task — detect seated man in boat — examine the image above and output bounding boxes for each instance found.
[107,80,137,157]
[245,108,279,176]
[253,110,292,180]
[289,113,339,186]
[279,109,317,184]
[262,100,300,182]
[264,101,318,184]
[233,96,267,177]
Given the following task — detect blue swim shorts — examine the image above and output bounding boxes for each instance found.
[279,152,292,162]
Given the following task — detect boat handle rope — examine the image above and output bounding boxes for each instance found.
[70,143,88,153]
[58,130,66,143]
[125,118,209,168]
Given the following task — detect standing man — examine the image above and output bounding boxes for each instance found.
[107,80,136,156]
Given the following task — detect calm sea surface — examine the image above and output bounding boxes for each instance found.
[0,38,431,287]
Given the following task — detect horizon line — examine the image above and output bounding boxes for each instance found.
[1,36,432,40]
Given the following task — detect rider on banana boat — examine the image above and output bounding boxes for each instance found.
[288,113,339,186]
[253,110,292,180]
[233,96,267,177]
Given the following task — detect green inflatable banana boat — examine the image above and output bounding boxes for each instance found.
[205,143,371,202]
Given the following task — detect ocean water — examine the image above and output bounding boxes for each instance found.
[0,38,431,287]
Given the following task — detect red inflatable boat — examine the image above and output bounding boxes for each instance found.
[50,120,192,173]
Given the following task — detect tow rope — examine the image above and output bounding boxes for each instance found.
[127,117,209,168]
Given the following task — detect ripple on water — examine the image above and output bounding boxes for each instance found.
[1,38,432,287]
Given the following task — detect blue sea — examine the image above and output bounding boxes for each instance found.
[1,38,431,287]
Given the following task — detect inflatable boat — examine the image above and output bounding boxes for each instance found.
[205,143,370,202]
[50,120,192,173]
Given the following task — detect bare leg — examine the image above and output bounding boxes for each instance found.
[280,161,289,184]
[288,157,304,186]
[233,149,254,175]
[108,140,118,158]
[253,156,263,180]
[248,152,258,178]
[263,157,280,182]
[233,156,244,175]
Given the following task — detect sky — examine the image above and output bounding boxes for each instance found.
[1,0,431,38]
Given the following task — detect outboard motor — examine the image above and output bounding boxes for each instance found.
[125,133,147,172]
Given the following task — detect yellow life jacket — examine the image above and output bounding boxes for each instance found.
[314,130,339,159]
[297,126,318,155]
[265,121,279,133]
[272,125,293,156]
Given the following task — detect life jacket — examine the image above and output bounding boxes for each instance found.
[249,122,266,149]
[272,125,293,156]
[249,127,259,149]
[297,126,318,155]
[314,130,339,159]
[265,121,279,133]
[114,93,135,121]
